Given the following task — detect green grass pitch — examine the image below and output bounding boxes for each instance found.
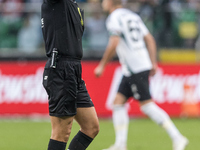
[0,118,199,150]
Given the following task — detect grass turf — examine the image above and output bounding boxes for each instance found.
[0,118,199,150]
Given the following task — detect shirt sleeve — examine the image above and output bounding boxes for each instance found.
[106,14,122,36]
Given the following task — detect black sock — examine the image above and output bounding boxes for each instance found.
[48,139,66,150]
[68,131,93,150]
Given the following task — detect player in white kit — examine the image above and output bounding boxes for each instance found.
[94,0,188,150]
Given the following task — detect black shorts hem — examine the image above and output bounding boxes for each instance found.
[49,113,77,117]
[118,91,151,102]
[77,103,94,108]
[117,91,129,100]
[139,96,152,101]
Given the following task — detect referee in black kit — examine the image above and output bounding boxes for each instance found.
[41,0,99,150]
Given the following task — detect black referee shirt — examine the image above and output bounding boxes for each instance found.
[41,0,84,59]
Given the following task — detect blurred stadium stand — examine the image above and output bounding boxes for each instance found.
[0,0,200,61]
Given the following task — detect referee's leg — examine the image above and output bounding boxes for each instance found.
[48,116,74,150]
[68,107,99,150]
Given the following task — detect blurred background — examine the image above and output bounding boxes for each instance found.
[0,0,200,60]
[0,0,200,150]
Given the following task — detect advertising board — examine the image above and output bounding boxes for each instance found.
[0,61,199,117]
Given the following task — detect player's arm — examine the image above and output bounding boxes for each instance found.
[94,36,120,77]
[144,33,157,76]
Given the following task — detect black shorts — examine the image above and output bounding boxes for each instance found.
[118,70,151,101]
[42,58,94,117]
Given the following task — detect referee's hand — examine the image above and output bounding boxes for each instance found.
[94,65,104,78]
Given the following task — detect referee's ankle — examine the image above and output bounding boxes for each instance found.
[48,139,66,150]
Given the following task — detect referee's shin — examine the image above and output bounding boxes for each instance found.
[68,131,93,150]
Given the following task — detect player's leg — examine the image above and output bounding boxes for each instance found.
[136,71,188,150]
[68,107,99,150]
[140,99,183,140]
[140,100,188,150]
[103,75,130,150]
[111,93,129,150]
[48,116,74,150]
